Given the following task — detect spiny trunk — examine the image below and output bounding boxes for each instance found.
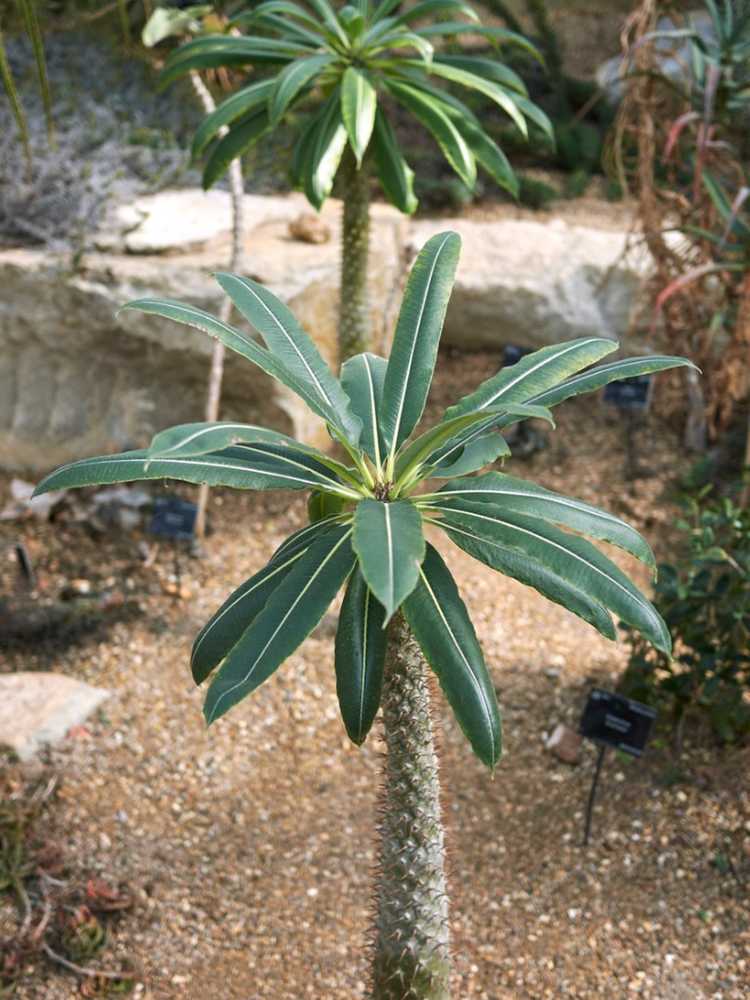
[339,149,371,364]
[371,614,451,1000]
[190,71,245,540]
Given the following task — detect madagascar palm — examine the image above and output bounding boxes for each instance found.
[34,232,694,999]
[159,0,550,359]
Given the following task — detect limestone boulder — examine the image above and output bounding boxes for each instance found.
[0,192,406,475]
[408,217,649,352]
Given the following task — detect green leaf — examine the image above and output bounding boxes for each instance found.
[160,36,309,87]
[340,352,387,466]
[436,501,671,652]
[403,543,501,768]
[301,90,348,209]
[435,512,617,642]
[442,103,519,197]
[119,297,356,436]
[431,472,655,568]
[371,109,418,214]
[387,80,476,188]
[269,54,333,126]
[203,111,269,188]
[423,61,528,137]
[192,80,276,158]
[392,0,478,28]
[33,445,357,499]
[231,1,326,37]
[335,569,387,744]
[353,499,425,621]
[415,22,543,61]
[203,525,355,724]
[428,432,511,478]
[434,54,527,96]
[446,337,618,419]
[395,404,551,482]
[308,490,347,522]
[191,519,337,683]
[341,67,377,165]
[380,231,461,456]
[214,273,362,446]
[530,356,699,409]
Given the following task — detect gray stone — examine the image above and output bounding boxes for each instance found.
[0,192,406,474]
[0,672,110,761]
[545,723,583,765]
[409,217,649,352]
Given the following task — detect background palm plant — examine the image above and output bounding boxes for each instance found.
[34,231,694,998]
[159,0,550,359]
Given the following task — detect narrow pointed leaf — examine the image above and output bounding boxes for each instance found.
[192,520,336,683]
[435,515,617,642]
[341,67,377,165]
[269,54,333,125]
[160,36,311,87]
[387,81,475,188]
[392,0,478,27]
[428,432,511,478]
[353,500,425,621]
[423,62,528,136]
[434,54,527,95]
[446,337,618,419]
[335,569,387,744]
[414,22,542,61]
[192,80,276,158]
[449,111,519,197]
[33,445,355,498]
[380,231,461,454]
[340,353,387,466]
[203,111,269,188]
[432,472,655,568]
[530,356,700,409]
[396,404,552,481]
[371,109,418,214]
[119,298,356,434]
[213,275,362,445]
[203,526,355,724]
[436,502,671,652]
[403,544,501,768]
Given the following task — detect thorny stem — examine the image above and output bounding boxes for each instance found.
[371,614,451,1000]
[339,147,371,362]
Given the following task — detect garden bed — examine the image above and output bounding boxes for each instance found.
[1,348,748,999]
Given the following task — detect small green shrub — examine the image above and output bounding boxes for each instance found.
[622,485,750,745]
[518,173,558,209]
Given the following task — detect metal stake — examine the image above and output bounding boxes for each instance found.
[583,744,607,847]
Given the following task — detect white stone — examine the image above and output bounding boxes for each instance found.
[0,672,110,761]
[409,217,650,351]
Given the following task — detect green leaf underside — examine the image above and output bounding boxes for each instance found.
[204,525,355,724]
[428,433,511,478]
[335,569,387,744]
[192,80,276,157]
[380,231,461,454]
[270,53,332,124]
[403,544,501,768]
[119,298,354,440]
[371,109,418,214]
[353,499,425,621]
[431,472,655,568]
[302,90,348,209]
[203,111,270,188]
[191,518,340,682]
[437,518,617,642]
[446,337,618,419]
[340,353,387,466]
[33,446,352,499]
[214,273,361,444]
[341,66,377,164]
[435,502,670,652]
[399,403,552,480]
[530,356,701,409]
[387,81,476,189]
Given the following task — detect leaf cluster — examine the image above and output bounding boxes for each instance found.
[34,232,695,766]
[622,483,750,744]
[158,0,552,208]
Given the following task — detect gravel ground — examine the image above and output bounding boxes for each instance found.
[2,349,749,999]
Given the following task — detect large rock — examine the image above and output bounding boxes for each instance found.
[0,672,110,761]
[0,192,406,474]
[409,217,648,352]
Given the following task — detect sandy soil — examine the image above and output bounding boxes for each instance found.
[1,349,748,999]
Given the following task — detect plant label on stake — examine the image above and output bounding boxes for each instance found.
[579,688,657,846]
[602,374,653,412]
[149,497,198,598]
